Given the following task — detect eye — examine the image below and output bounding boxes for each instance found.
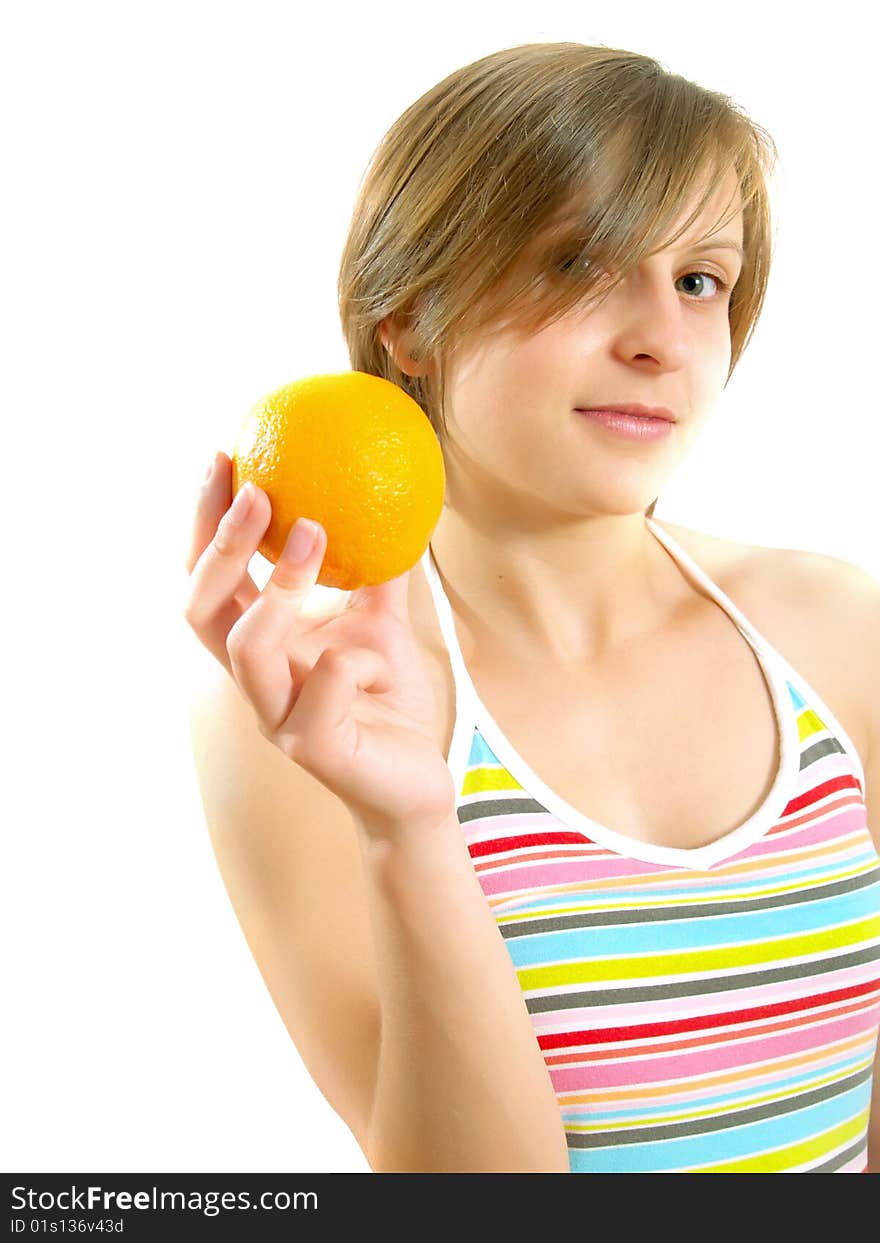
[551,257,735,307]
[677,270,731,301]
[557,254,586,275]
[555,258,731,291]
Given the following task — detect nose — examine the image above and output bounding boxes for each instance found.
[607,272,691,371]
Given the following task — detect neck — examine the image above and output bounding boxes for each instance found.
[425,504,684,668]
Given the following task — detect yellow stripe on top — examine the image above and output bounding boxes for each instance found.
[516,914,880,990]
[686,1107,870,1173]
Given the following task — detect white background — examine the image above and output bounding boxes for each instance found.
[2,0,876,1173]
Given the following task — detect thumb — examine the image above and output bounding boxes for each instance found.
[349,564,414,625]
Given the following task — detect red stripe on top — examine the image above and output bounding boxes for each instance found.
[537,978,880,1050]
[469,829,597,856]
[781,773,864,816]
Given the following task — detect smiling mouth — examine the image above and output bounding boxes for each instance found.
[574,408,675,439]
[574,404,677,422]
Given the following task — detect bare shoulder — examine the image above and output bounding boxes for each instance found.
[659,518,880,772]
[652,518,759,582]
[656,517,879,613]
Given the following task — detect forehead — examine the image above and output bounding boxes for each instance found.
[669,167,744,244]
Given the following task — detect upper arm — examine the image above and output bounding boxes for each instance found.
[857,580,880,1171]
[755,546,879,844]
[846,564,880,1171]
[818,554,880,845]
[187,657,382,1157]
[815,554,880,1172]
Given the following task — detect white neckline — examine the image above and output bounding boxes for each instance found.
[419,516,805,872]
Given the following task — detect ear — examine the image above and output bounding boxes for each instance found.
[381,290,437,378]
[379,314,426,378]
[378,315,399,356]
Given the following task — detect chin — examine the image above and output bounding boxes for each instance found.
[572,491,661,519]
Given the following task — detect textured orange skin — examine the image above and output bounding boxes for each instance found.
[231,372,446,590]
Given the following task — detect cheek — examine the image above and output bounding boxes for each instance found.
[457,356,531,428]
[445,327,580,440]
[502,341,576,406]
[698,332,733,390]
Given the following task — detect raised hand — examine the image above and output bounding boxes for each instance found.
[183,452,457,840]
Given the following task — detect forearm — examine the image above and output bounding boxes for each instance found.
[356,812,570,1173]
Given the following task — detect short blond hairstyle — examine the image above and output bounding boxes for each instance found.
[337,41,779,516]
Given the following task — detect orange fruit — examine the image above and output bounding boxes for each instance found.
[231,371,446,591]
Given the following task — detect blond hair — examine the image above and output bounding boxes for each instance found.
[337,41,779,518]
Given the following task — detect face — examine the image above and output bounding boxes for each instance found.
[434,168,745,528]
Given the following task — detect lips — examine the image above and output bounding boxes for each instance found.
[575,407,675,441]
[575,403,676,422]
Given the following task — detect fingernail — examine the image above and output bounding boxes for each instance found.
[228,482,254,522]
[203,452,218,483]
[284,518,319,562]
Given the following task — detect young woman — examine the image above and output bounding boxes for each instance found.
[184,42,880,1173]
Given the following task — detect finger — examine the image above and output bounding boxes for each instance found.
[227,516,329,728]
[347,563,414,626]
[280,644,392,773]
[185,451,226,573]
[184,454,260,612]
[184,471,272,672]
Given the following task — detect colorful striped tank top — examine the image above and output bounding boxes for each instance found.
[419,517,880,1173]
